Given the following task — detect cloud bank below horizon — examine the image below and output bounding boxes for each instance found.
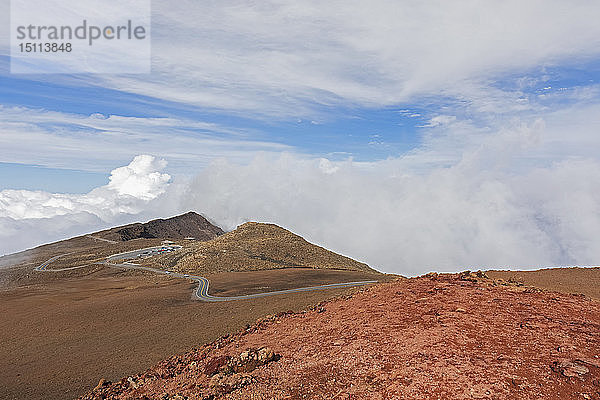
[2,111,599,275]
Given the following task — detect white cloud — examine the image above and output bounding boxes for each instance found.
[177,128,600,275]
[421,115,457,128]
[106,155,170,200]
[0,155,170,221]
[3,103,600,274]
[0,212,106,256]
[318,158,340,175]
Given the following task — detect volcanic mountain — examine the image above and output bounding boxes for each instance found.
[98,211,225,242]
[149,222,376,275]
[0,211,224,278]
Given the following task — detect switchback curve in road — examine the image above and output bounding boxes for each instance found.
[103,259,378,302]
[34,253,91,272]
[37,246,379,302]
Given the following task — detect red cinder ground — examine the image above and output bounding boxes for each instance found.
[82,273,600,400]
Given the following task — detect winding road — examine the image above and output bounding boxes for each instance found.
[34,253,90,272]
[86,235,119,244]
[36,245,378,302]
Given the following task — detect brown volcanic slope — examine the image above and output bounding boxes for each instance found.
[99,212,224,242]
[82,273,600,400]
[1,214,384,400]
[1,269,369,400]
[487,267,600,300]
[150,222,376,275]
[0,212,223,289]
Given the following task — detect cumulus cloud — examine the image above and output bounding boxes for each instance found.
[106,156,170,200]
[0,155,175,255]
[0,155,170,221]
[177,139,600,275]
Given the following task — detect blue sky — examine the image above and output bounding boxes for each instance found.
[2,55,599,192]
[0,52,431,193]
[1,1,599,173]
[0,0,595,194]
[2,1,600,272]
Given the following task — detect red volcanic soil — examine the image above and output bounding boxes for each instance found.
[81,273,600,399]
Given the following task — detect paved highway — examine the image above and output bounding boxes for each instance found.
[37,245,378,301]
[34,253,91,272]
[33,245,180,272]
[86,235,119,244]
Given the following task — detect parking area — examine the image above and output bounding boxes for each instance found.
[107,245,182,262]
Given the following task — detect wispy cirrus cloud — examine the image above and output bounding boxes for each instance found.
[98,0,600,117]
[0,105,291,173]
[3,1,599,118]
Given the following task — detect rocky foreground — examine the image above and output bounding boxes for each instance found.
[82,273,600,399]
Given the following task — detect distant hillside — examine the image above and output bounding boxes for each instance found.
[151,222,377,274]
[99,212,224,242]
[0,212,223,274]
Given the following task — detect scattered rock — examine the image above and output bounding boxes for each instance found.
[201,348,278,397]
[208,372,255,395]
[93,378,110,391]
[204,356,230,377]
[160,394,188,400]
[576,359,600,369]
[78,274,600,400]
[474,270,488,279]
[204,347,279,381]
[458,271,474,281]
[458,270,489,282]
[127,376,139,389]
[551,360,590,377]
[224,347,279,374]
